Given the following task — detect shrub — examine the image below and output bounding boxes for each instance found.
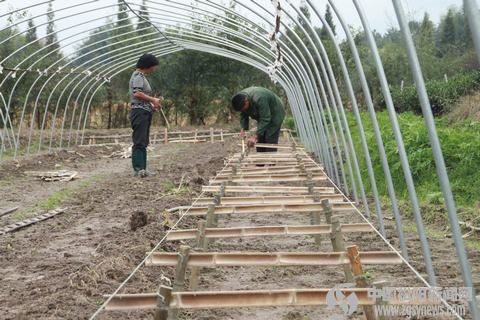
[284,115,296,131]
[379,71,480,115]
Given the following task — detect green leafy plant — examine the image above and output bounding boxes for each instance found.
[383,71,480,115]
[347,112,480,207]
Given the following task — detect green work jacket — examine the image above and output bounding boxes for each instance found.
[239,87,285,137]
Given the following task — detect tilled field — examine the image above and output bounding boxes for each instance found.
[0,139,479,320]
[0,141,232,320]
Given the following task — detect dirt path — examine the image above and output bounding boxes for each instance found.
[0,141,233,320]
[0,146,126,221]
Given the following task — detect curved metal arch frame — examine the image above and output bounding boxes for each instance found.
[44,39,177,150]
[3,2,290,155]
[392,0,479,317]
[71,0,340,180]
[0,1,330,179]
[27,32,171,153]
[0,6,171,158]
[327,0,436,285]
[5,4,266,153]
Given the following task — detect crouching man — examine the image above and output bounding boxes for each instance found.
[231,87,285,152]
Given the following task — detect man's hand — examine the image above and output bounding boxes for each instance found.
[151,98,161,110]
[247,134,257,148]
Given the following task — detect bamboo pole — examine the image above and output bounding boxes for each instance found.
[170,246,191,319]
[347,245,376,320]
[332,217,354,282]
[190,220,206,290]
[154,286,172,320]
[165,224,375,241]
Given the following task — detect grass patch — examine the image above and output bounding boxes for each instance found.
[402,220,480,251]
[161,178,190,195]
[0,142,51,161]
[464,238,480,251]
[402,221,445,240]
[448,91,480,123]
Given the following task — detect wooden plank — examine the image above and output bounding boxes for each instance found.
[218,172,326,180]
[201,185,336,194]
[218,167,323,177]
[145,251,402,267]
[235,161,308,167]
[79,143,123,147]
[166,224,374,241]
[209,175,328,184]
[169,140,207,143]
[86,134,130,139]
[232,157,310,163]
[194,195,346,205]
[171,203,354,216]
[167,129,231,135]
[104,287,438,311]
[222,163,320,173]
[173,201,354,212]
[232,153,303,158]
[238,143,305,150]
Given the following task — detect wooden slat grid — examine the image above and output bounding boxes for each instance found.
[102,141,412,319]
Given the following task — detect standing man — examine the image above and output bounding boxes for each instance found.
[129,53,161,177]
[231,87,285,152]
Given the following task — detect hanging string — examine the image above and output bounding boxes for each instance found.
[267,0,283,84]
[121,0,179,48]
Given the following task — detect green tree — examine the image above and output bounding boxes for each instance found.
[75,22,114,65]
[438,8,456,55]
[25,19,37,43]
[136,0,155,40]
[45,0,59,54]
[320,5,336,39]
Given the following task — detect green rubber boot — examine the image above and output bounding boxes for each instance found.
[143,149,147,170]
[132,149,144,175]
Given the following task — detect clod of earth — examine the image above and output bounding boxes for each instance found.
[129,211,148,231]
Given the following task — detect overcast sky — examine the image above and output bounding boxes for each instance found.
[0,0,462,56]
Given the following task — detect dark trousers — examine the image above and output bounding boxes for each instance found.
[130,108,152,171]
[256,126,281,153]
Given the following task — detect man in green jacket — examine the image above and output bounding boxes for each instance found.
[231,87,285,152]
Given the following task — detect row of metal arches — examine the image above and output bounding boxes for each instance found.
[1,1,480,318]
